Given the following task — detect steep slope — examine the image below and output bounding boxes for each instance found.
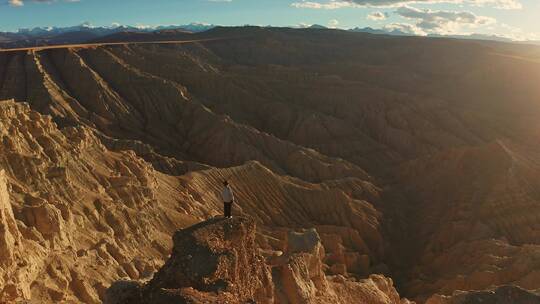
[0,100,204,303]
[390,140,540,301]
[0,46,370,183]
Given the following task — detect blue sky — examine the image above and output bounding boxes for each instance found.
[0,0,538,40]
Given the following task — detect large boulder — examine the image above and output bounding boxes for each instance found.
[273,229,330,303]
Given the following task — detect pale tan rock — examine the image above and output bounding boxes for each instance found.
[22,199,66,240]
[107,217,274,304]
[0,169,20,266]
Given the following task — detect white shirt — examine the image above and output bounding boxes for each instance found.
[222,185,234,203]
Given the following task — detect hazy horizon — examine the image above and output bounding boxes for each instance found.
[0,0,538,41]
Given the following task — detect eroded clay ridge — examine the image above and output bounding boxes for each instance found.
[0,100,383,303]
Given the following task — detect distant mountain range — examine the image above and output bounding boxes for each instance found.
[0,22,216,48]
[349,26,412,37]
[15,22,215,36]
[350,26,540,43]
[1,23,538,49]
[306,24,540,44]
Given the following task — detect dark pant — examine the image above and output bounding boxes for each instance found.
[224,201,233,218]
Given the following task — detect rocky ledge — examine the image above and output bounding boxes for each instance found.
[105,217,410,304]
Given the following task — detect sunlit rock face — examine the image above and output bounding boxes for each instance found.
[1,26,540,303]
[107,217,273,304]
[105,217,409,304]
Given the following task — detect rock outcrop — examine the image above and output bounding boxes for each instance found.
[106,217,409,304]
[107,217,273,304]
[271,229,330,303]
[0,169,27,299]
[0,100,206,303]
[151,217,274,303]
[0,169,20,266]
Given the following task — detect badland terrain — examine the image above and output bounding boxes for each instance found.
[1,26,540,303]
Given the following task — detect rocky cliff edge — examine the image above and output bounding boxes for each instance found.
[105,217,410,304]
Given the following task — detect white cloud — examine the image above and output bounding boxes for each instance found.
[367,11,389,20]
[328,19,340,28]
[292,1,356,9]
[496,23,540,40]
[384,22,427,35]
[291,0,522,10]
[8,0,80,6]
[8,0,24,6]
[395,6,496,34]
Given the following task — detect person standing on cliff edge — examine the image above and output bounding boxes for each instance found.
[221,181,234,218]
